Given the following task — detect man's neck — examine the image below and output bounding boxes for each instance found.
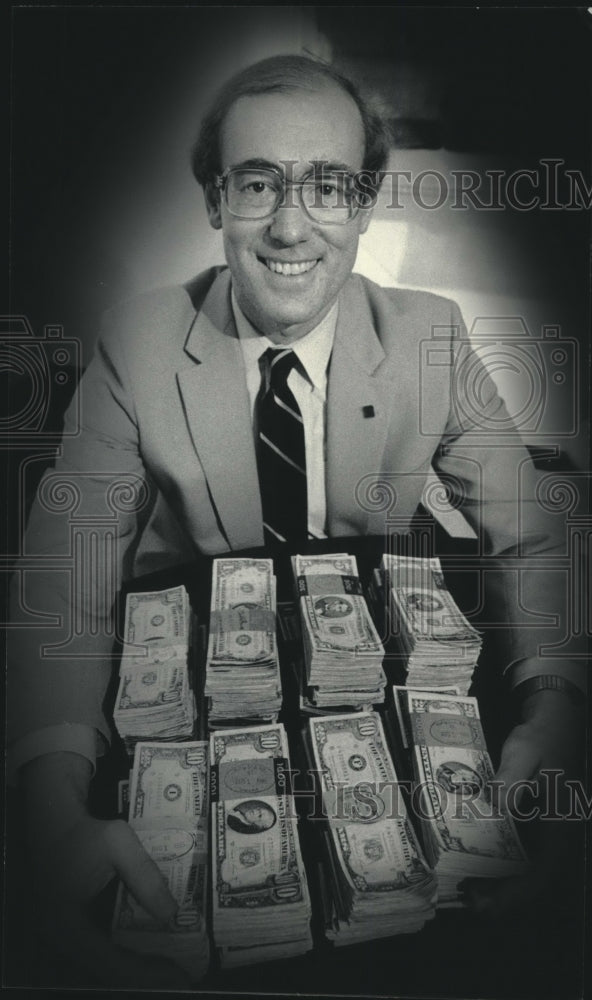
[231,289,339,347]
[259,318,330,346]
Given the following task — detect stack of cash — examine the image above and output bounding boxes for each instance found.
[380,555,482,692]
[112,741,210,981]
[386,683,461,777]
[277,601,373,718]
[114,586,197,754]
[210,723,312,967]
[205,559,281,726]
[391,688,527,903]
[306,711,436,943]
[293,554,386,709]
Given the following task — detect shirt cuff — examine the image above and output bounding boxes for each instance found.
[506,658,588,695]
[7,724,104,785]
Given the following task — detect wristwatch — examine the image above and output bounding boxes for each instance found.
[514,674,586,707]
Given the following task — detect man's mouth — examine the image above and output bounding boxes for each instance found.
[260,258,319,276]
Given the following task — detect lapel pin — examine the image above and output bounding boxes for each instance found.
[362,405,375,418]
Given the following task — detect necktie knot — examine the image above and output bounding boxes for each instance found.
[260,347,300,392]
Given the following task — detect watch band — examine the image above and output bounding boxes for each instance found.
[514,674,585,707]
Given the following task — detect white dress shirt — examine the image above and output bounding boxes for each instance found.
[232,289,337,540]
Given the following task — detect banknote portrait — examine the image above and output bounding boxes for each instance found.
[436,762,483,797]
[314,597,354,618]
[227,800,278,835]
[4,4,590,1000]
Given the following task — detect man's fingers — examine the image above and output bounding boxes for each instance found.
[105,821,178,924]
[491,724,540,814]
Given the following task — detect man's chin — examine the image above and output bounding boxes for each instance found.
[245,296,330,340]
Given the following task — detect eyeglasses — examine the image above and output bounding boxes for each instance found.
[214,165,362,225]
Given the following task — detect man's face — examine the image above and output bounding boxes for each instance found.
[242,804,272,829]
[450,767,481,793]
[206,84,373,342]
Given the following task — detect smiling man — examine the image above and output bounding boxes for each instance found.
[204,81,371,341]
[7,55,585,986]
[187,62,379,547]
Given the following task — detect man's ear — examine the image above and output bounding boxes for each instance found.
[358,204,374,235]
[204,183,222,230]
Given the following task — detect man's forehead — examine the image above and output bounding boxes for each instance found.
[219,84,366,172]
[224,156,358,177]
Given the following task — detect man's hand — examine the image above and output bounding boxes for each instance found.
[493,688,583,810]
[20,752,191,988]
[461,688,585,916]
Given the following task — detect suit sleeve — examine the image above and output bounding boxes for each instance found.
[432,302,586,692]
[6,310,153,752]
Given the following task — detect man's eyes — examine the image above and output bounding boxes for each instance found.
[310,178,350,197]
[314,180,343,194]
[235,175,349,194]
[238,178,276,195]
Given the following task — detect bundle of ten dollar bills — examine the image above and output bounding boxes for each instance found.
[210,723,312,967]
[379,554,482,693]
[305,711,437,943]
[389,688,527,903]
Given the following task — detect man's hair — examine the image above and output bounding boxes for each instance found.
[191,54,391,192]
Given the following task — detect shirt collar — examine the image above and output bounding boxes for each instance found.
[231,287,337,392]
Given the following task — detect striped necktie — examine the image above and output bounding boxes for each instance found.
[256,347,308,547]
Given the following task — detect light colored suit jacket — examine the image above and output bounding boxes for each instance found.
[7,267,569,747]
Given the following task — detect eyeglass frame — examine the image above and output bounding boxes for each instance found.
[212,164,365,225]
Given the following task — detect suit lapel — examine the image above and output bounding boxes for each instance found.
[327,276,412,536]
[177,271,264,549]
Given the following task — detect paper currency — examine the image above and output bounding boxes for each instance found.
[112,742,210,980]
[392,689,527,903]
[114,587,197,752]
[124,586,190,650]
[380,555,482,692]
[205,559,282,725]
[293,553,386,709]
[306,711,436,943]
[391,684,462,751]
[278,600,376,718]
[210,723,312,966]
[218,937,314,968]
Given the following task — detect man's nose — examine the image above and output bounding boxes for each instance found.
[267,200,313,244]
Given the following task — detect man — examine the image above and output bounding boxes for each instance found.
[227,800,278,835]
[7,55,585,985]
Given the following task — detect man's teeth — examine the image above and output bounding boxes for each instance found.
[264,259,317,275]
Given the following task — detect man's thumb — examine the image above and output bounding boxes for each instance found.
[109,822,178,925]
[490,726,539,814]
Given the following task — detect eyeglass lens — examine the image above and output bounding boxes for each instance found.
[224,169,356,222]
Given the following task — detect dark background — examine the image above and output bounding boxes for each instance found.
[7,6,592,348]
